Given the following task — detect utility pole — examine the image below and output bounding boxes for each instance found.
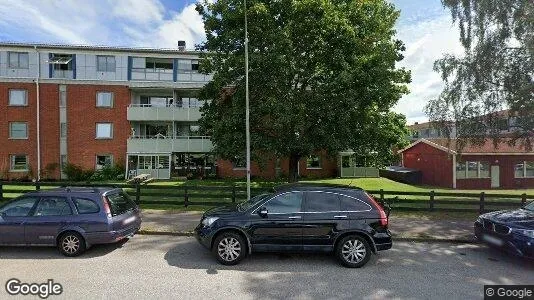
[244,0,251,200]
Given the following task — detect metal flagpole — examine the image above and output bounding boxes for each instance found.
[244,0,251,200]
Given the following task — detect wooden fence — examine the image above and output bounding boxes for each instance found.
[0,181,531,214]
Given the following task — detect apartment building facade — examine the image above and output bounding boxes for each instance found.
[0,42,336,180]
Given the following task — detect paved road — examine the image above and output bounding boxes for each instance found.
[1,236,532,300]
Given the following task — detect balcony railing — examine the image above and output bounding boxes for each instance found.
[51,69,74,79]
[131,68,174,81]
[176,72,213,82]
[127,135,213,153]
[127,104,202,121]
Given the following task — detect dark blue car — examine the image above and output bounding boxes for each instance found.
[0,187,141,256]
[474,201,534,259]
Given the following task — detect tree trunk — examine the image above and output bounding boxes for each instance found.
[288,154,300,183]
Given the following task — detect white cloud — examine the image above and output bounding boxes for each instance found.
[393,13,463,125]
[111,0,164,24]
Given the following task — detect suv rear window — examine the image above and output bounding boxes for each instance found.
[106,192,136,216]
[73,198,100,214]
[305,192,340,212]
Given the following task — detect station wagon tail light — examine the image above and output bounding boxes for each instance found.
[102,196,112,217]
[365,192,388,227]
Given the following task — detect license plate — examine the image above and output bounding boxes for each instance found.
[123,216,137,225]
[482,234,503,246]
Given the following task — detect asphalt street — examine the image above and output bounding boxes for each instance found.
[0,236,532,300]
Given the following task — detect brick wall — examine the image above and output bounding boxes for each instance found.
[67,85,130,171]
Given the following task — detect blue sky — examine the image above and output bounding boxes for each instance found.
[0,0,462,124]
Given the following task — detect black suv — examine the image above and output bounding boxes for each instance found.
[195,185,391,267]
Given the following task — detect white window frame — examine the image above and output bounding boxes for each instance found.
[457,161,491,179]
[95,123,113,139]
[9,122,28,139]
[9,154,28,172]
[8,51,29,69]
[95,154,113,170]
[8,89,28,106]
[306,155,322,169]
[96,91,114,108]
[515,161,534,178]
[96,55,116,72]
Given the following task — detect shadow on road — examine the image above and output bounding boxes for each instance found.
[0,239,130,259]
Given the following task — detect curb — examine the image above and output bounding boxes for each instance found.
[137,230,477,243]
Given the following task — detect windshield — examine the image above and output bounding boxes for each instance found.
[238,194,270,212]
[523,201,534,211]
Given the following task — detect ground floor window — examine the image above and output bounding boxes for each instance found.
[10,154,28,171]
[456,161,490,179]
[515,161,534,178]
[232,156,246,170]
[306,155,322,169]
[96,155,113,170]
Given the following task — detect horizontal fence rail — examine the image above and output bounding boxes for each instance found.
[0,181,531,214]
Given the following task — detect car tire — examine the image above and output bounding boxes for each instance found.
[58,232,86,257]
[336,235,372,268]
[213,232,246,265]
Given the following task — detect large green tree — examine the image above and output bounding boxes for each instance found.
[196,0,411,182]
[426,0,533,151]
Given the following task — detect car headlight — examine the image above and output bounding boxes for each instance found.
[202,217,219,227]
[516,229,534,239]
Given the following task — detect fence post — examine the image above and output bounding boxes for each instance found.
[232,185,236,203]
[35,181,40,191]
[379,189,384,203]
[521,193,527,207]
[0,182,3,202]
[479,192,485,214]
[184,186,189,208]
[429,190,435,212]
[135,182,141,203]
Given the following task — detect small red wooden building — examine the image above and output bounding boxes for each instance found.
[399,139,534,189]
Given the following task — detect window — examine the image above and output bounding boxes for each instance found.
[96,123,113,139]
[9,122,28,139]
[50,54,73,71]
[8,52,29,69]
[96,55,116,72]
[145,58,173,71]
[232,156,246,170]
[96,155,113,170]
[34,197,72,216]
[263,192,303,214]
[106,193,136,217]
[96,92,114,107]
[60,122,67,138]
[191,60,199,71]
[306,155,321,169]
[305,192,340,212]
[73,198,99,214]
[0,197,38,217]
[340,193,372,212]
[456,161,490,179]
[10,155,28,171]
[9,89,27,106]
[515,161,534,178]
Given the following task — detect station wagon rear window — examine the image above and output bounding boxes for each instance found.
[106,193,136,216]
[73,198,100,214]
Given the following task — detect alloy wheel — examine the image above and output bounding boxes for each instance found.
[341,239,366,263]
[217,237,241,262]
[62,235,80,254]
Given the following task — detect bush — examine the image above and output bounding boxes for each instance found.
[90,165,125,181]
[63,163,94,182]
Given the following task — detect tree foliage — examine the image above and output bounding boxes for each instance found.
[196,0,411,181]
[426,0,534,151]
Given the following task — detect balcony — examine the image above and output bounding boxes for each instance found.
[127,136,213,153]
[127,104,202,121]
[131,68,173,81]
[177,72,213,82]
[51,69,74,79]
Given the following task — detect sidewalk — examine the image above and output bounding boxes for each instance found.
[138,209,475,242]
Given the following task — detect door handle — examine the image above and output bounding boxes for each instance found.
[334,215,348,219]
[288,216,301,219]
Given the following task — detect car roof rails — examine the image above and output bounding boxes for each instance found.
[57,186,101,193]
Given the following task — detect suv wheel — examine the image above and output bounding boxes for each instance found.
[58,232,86,257]
[213,232,246,265]
[336,235,371,268]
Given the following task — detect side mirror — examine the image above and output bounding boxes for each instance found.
[258,207,268,218]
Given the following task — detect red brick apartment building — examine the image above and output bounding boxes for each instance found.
[399,139,534,189]
[0,43,337,181]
